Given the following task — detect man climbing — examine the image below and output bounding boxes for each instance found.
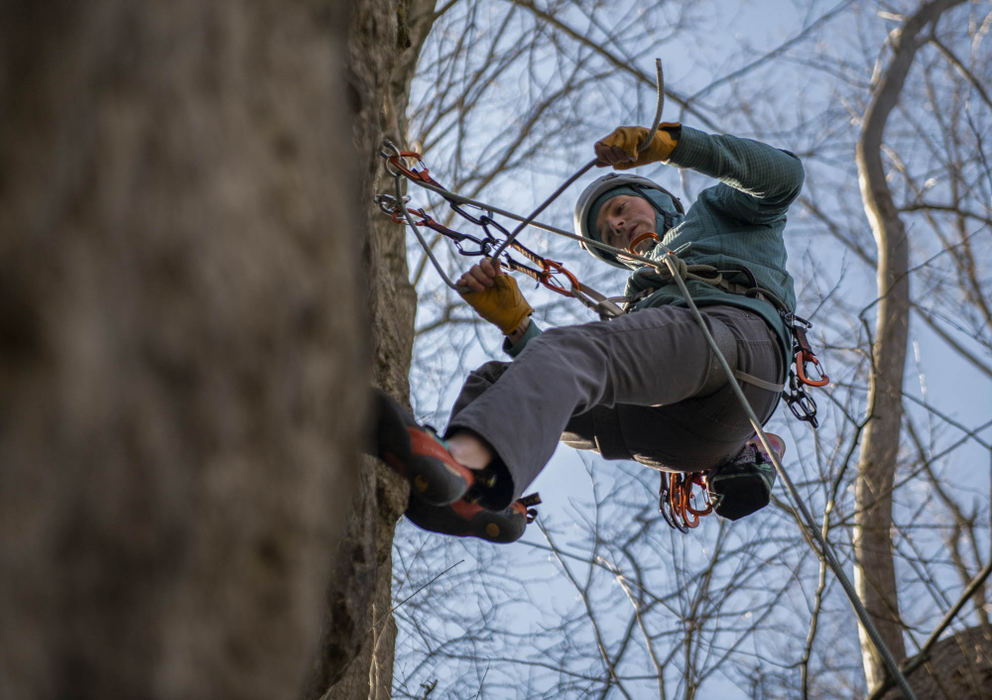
[376,121,803,543]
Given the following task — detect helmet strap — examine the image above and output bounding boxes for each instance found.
[630,183,682,234]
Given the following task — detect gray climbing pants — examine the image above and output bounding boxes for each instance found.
[446,304,785,507]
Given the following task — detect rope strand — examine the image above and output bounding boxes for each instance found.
[657,251,916,700]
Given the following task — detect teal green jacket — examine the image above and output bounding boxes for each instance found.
[625,126,802,362]
[508,126,803,362]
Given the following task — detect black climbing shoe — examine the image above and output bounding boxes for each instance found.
[707,433,785,521]
[404,494,540,544]
[373,388,477,506]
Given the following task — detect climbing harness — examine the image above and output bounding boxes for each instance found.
[627,200,832,412]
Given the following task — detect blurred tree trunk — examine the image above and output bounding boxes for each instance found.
[853,0,964,690]
[0,0,427,698]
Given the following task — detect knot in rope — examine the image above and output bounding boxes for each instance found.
[663,253,689,281]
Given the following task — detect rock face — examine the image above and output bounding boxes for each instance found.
[0,1,422,697]
[879,626,992,700]
[306,0,435,697]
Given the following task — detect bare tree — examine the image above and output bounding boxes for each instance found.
[852,0,967,687]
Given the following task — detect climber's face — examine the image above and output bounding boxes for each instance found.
[595,195,656,254]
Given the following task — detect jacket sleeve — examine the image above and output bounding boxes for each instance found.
[502,320,542,357]
[666,126,804,225]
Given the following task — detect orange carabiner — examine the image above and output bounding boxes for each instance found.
[664,473,711,529]
[795,351,829,387]
[538,259,581,298]
[386,152,441,187]
[627,231,659,253]
[669,475,698,528]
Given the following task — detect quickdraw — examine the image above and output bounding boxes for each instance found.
[377,143,623,319]
[377,192,579,295]
[660,471,713,532]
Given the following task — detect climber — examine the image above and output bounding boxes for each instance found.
[376,121,803,542]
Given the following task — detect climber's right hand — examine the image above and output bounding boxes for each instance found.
[457,259,533,335]
[595,123,681,169]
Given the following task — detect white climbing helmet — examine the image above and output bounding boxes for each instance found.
[573,173,684,268]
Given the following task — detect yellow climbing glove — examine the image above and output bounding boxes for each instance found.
[460,272,533,335]
[595,123,681,170]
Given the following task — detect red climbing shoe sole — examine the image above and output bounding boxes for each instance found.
[404,496,534,544]
[373,388,475,506]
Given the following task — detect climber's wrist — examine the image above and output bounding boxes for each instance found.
[505,317,531,344]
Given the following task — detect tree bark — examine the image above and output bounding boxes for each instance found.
[0,1,367,698]
[305,1,437,698]
[853,0,965,689]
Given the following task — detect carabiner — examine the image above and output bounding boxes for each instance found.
[788,399,819,428]
[386,151,440,187]
[374,193,405,216]
[795,351,829,387]
[379,138,402,159]
[538,259,581,297]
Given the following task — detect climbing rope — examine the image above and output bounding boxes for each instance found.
[656,249,915,700]
[490,59,665,261]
